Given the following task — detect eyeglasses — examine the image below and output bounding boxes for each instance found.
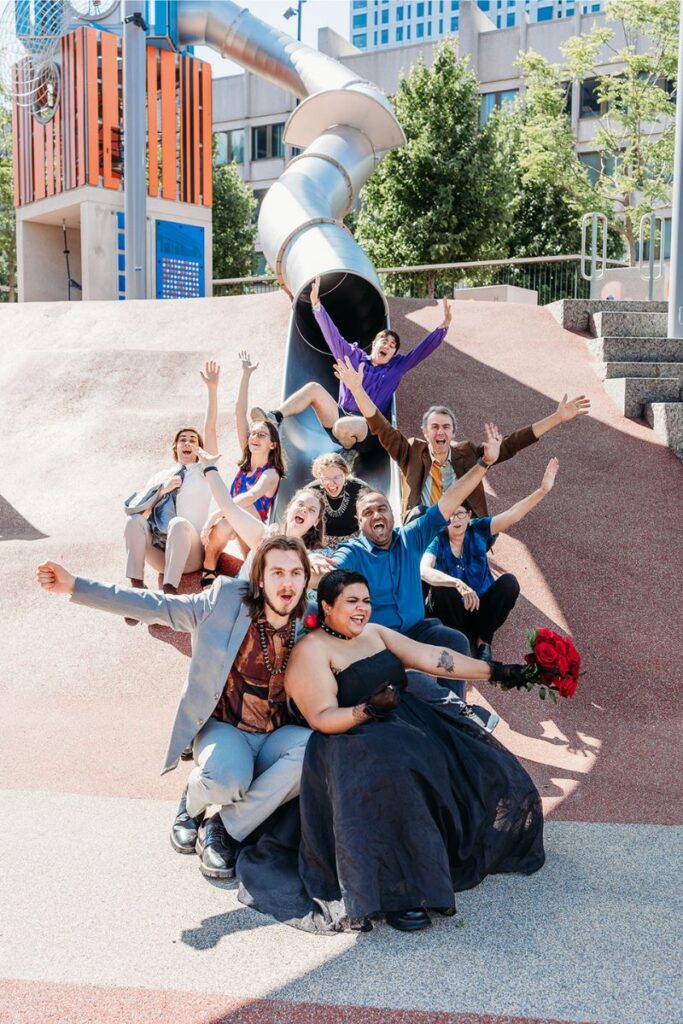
[450,510,470,521]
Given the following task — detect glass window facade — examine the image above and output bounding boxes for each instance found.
[251,124,285,161]
[352,32,367,46]
[352,12,367,27]
[416,21,424,37]
[214,128,245,165]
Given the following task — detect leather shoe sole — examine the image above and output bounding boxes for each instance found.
[170,823,199,855]
[198,852,235,880]
[385,908,431,932]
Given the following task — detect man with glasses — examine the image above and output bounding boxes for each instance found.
[251,277,452,456]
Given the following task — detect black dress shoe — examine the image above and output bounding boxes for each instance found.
[460,703,500,734]
[476,642,493,663]
[170,787,203,854]
[196,813,236,880]
[385,908,432,932]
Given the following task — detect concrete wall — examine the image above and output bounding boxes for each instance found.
[18,221,83,302]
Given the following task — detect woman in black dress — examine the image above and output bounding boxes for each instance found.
[236,570,545,934]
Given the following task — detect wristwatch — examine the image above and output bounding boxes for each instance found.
[476,456,492,471]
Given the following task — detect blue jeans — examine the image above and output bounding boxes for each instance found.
[405,617,469,703]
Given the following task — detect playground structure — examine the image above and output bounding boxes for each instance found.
[7,0,406,499]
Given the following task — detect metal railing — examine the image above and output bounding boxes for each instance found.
[213,254,629,305]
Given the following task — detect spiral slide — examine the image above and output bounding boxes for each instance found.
[177,0,406,503]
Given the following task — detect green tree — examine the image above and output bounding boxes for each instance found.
[517,0,678,264]
[356,41,513,296]
[212,162,258,288]
[0,88,16,302]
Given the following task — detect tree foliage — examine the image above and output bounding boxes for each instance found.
[0,87,16,302]
[356,42,513,293]
[212,162,258,285]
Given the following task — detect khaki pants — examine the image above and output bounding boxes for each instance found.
[124,514,203,588]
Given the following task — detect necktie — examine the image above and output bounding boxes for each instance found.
[429,460,443,505]
[149,465,187,548]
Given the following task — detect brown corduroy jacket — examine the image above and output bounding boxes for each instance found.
[366,409,538,522]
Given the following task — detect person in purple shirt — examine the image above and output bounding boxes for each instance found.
[251,276,451,454]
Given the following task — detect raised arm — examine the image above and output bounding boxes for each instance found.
[377,624,491,683]
[199,457,265,550]
[310,277,359,364]
[36,561,219,633]
[490,458,559,536]
[532,394,591,439]
[334,356,412,468]
[200,360,220,455]
[231,468,280,508]
[235,350,260,451]
[395,297,451,373]
[438,422,501,520]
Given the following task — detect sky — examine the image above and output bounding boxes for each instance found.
[196,1,352,77]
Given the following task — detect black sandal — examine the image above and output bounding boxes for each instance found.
[200,567,219,588]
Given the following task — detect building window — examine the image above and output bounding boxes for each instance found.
[352,32,367,46]
[396,25,403,39]
[416,21,424,37]
[506,11,515,25]
[381,7,388,22]
[479,88,518,124]
[374,30,378,43]
[416,1,424,15]
[580,78,605,118]
[451,15,458,29]
[578,150,615,185]
[251,123,285,161]
[439,18,443,31]
[397,5,404,18]
[352,0,367,7]
[537,5,553,19]
[478,0,490,10]
[406,23,411,38]
[381,27,388,42]
[214,128,245,165]
[252,189,268,219]
[427,21,432,34]
[352,12,367,27]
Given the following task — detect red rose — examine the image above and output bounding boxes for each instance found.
[555,676,578,699]
[556,653,570,677]
[539,669,557,688]
[304,613,320,630]
[536,628,556,642]
[534,640,560,670]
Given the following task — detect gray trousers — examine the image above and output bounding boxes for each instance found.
[186,718,311,843]
[124,513,203,588]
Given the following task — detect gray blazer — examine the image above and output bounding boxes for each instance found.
[71,577,252,774]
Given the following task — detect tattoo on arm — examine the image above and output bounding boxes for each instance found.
[437,649,455,674]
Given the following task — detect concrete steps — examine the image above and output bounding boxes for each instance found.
[549,298,683,458]
[644,402,683,458]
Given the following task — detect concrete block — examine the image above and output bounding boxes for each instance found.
[593,361,683,382]
[546,298,667,333]
[586,336,683,363]
[644,402,683,458]
[453,284,538,304]
[591,311,668,339]
[603,377,681,418]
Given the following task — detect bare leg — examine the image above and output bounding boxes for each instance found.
[333,415,369,449]
[278,382,340,428]
[203,518,236,571]
[164,517,204,588]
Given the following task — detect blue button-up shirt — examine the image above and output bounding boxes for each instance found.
[333,504,447,631]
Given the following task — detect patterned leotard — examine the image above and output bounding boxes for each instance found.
[230,464,280,522]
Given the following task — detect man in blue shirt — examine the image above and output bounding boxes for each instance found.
[333,423,502,722]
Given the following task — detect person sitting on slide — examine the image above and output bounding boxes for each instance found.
[307,452,367,550]
[333,355,589,521]
[198,449,335,588]
[201,352,285,587]
[235,569,544,934]
[421,458,559,661]
[122,361,220,615]
[250,276,452,454]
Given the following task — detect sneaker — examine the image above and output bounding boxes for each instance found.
[170,787,203,855]
[250,406,282,427]
[461,703,500,734]
[195,813,236,880]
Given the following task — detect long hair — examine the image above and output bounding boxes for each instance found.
[285,488,327,550]
[243,535,311,621]
[172,426,204,461]
[237,419,287,478]
[317,569,370,620]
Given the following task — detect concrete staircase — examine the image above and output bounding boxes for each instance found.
[548,299,683,459]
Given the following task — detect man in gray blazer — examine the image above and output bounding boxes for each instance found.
[37,535,313,881]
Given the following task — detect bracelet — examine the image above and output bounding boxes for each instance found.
[202,465,219,476]
[476,456,492,471]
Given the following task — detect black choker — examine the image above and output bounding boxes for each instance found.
[320,623,353,641]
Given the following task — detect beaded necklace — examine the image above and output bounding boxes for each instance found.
[321,485,351,519]
[257,618,297,674]
[320,623,353,641]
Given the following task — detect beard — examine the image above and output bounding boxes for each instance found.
[263,589,299,619]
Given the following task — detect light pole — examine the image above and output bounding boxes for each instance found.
[667,0,683,336]
[283,0,306,41]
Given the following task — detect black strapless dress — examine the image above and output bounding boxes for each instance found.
[236,650,545,932]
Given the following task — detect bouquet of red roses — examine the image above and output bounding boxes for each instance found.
[517,628,581,702]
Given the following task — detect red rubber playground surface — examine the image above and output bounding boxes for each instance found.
[1,293,681,1024]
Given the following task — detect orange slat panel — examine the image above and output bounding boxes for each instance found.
[46,119,54,196]
[201,62,212,207]
[11,65,20,205]
[65,33,75,190]
[54,95,62,193]
[33,121,46,200]
[146,45,158,197]
[192,60,200,205]
[101,30,118,188]
[75,28,85,185]
[160,49,176,200]
[179,56,186,202]
[85,27,99,185]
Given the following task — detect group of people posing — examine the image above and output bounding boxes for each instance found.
[37,279,589,934]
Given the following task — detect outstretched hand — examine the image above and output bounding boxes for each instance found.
[557,394,590,422]
[482,422,503,466]
[440,296,452,330]
[190,444,222,467]
[200,360,220,388]
[540,457,559,494]
[36,561,76,595]
[333,356,365,393]
[309,275,320,306]
[238,350,259,374]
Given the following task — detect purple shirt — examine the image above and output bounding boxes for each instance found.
[313,304,447,417]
